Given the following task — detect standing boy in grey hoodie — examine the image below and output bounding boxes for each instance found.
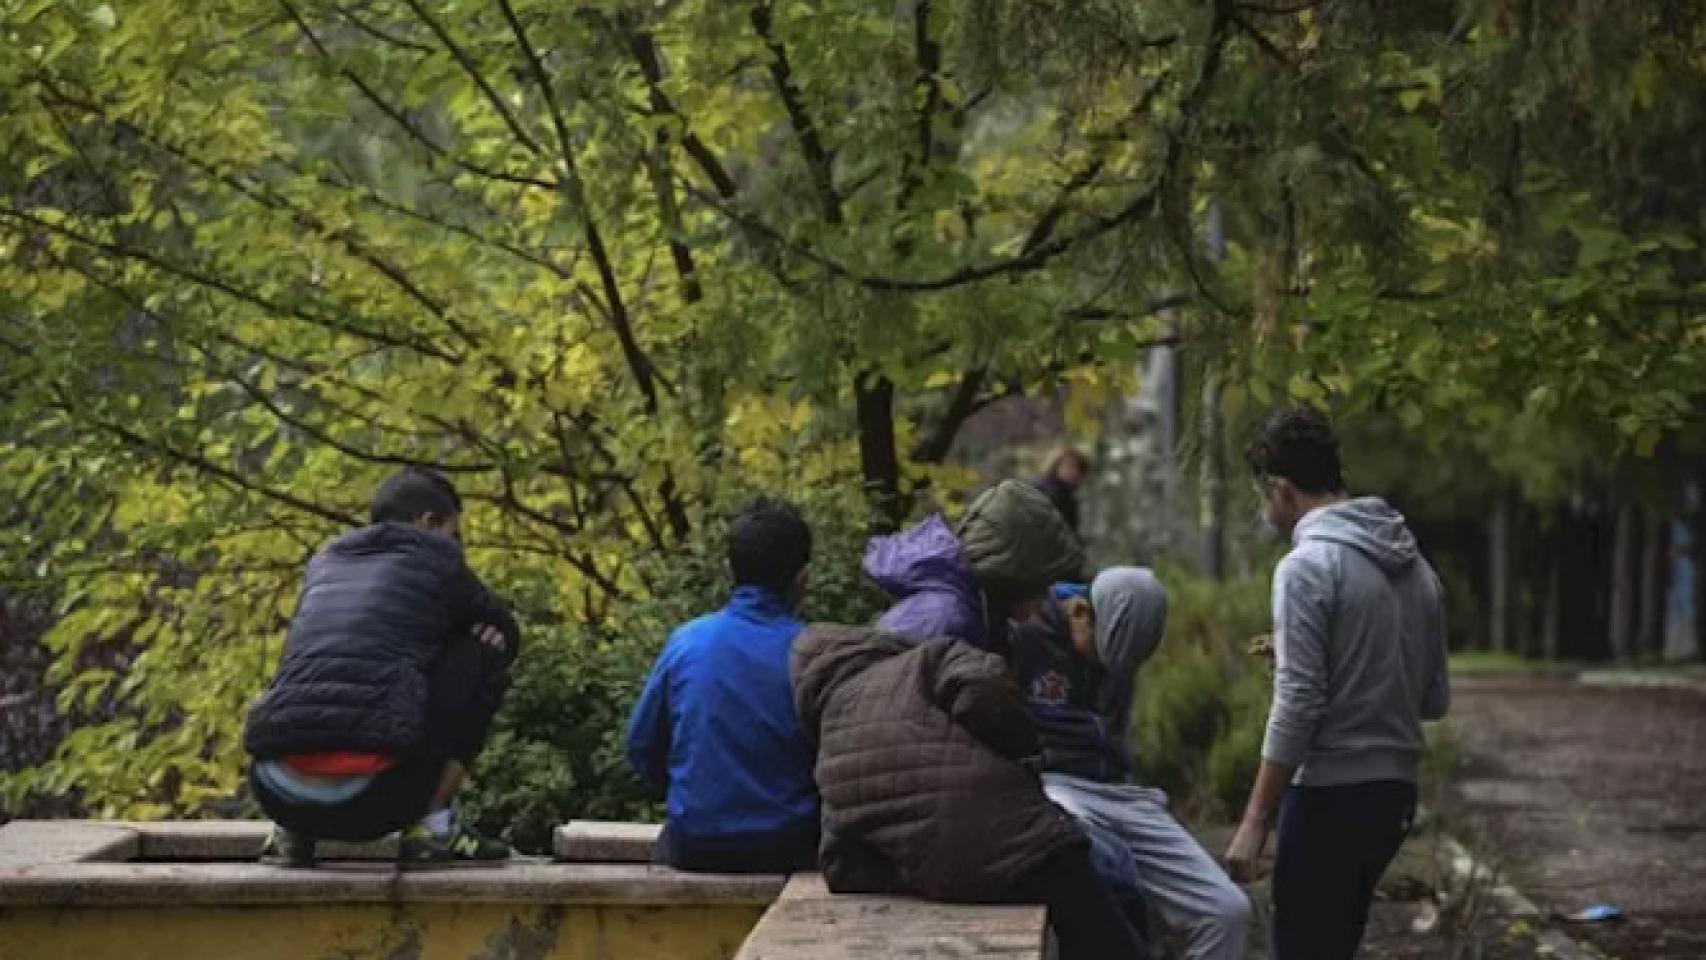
[1225,407,1450,960]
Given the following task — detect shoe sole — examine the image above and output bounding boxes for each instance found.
[396,859,510,871]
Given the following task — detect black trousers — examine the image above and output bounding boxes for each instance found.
[656,821,820,874]
[1271,779,1418,960]
[252,630,514,843]
[1013,847,1150,960]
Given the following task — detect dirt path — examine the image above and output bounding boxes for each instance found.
[1443,676,1706,960]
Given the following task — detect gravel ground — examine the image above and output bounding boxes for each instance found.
[1437,676,1706,960]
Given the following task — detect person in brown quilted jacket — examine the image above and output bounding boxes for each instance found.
[792,623,1147,960]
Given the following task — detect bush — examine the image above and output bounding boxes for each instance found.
[1132,566,1273,823]
[463,495,884,854]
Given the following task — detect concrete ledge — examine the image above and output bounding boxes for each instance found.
[0,860,787,907]
[104,820,396,861]
[734,874,1045,959]
[554,820,660,863]
[0,821,140,865]
[1578,669,1706,695]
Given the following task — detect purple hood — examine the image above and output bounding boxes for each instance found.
[863,514,989,649]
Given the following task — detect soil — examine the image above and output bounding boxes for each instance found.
[1437,676,1706,960]
[1192,674,1706,959]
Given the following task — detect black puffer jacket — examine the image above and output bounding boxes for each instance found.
[791,624,1086,903]
[243,524,519,759]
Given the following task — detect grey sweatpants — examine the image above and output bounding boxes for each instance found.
[1044,774,1252,960]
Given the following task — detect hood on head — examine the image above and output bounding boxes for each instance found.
[1090,567,1167,673]
[863,514,979,599]
[1295,497,1418,574]
[956,480,1084,595]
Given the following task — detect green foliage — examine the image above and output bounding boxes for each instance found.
[461,495,883,855]
[1132,566,1272,821]
[2,0,1702,816]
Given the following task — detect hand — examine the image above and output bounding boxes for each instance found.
[1223,818,1269,884]
[1064,597,1096,660]
[1246,633,1275,660]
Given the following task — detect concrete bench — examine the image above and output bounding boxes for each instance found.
[557,821,1046,960]
[0,820,776,960]
[0,820,1043,959]
[735,873,1045,960]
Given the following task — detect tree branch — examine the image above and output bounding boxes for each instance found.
[401,0,543,155]
[330,1,434,54]
[497,0,665,412]
[50,386,359,528]
[910,367,986,463]
[897,0,945,211]
[750,2,842,223]
[621,23,740,199]
[1238,0,1326,14]
[0,206,460,363]
[279,0,557,191]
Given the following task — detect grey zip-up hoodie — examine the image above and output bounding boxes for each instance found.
[1262,497,1450,787]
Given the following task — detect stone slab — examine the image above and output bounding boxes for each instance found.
[0,859,786,907]
[553,820,661,863]
[101,820,395,861]
[734,874,1045,960]
[0,821,139,865]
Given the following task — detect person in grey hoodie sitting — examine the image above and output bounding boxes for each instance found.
[1224,407,1451,960]
[1011,569,1251,960]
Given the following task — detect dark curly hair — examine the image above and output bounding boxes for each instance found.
[1247,406,1345,495]
[728,497,812,594]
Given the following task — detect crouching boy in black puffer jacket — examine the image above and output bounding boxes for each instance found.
[244,468,520,869]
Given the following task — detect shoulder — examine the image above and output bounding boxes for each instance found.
[663,610,727,653]
[1276,543,1338,595]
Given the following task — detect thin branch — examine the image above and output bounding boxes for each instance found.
[401,0,543,154]
[497,0,666,412]
[1238,0,1326,15]
[898,0,946,211]
[621,23,740,199]
[1232,13,1298,69]
[278,0,557,191]
[330,1,434,54]
[750,2,842,223]
[688,9,1233,296]
[911,367,987,463]
[34,79,484,352]
[0,206,459,363]
[50,386,359,528]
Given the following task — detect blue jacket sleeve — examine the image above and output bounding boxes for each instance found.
[626,651,672,796]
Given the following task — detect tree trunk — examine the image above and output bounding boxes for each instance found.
[1489,494,1512,654]
[1609,500,1638,661]
[1638,508,1668,659]
[855,371,904,533]
[1542,541,1562,661]
[1199,375,1225,579]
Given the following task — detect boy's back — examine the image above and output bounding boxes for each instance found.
[246,523,499,759]
[641,588,816,840]
[626,497,820,873]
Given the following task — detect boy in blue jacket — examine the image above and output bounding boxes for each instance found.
[627,498,819,872]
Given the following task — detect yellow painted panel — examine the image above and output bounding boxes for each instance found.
[0,902,763,960]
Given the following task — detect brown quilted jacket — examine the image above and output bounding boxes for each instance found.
[790,623,1086,903]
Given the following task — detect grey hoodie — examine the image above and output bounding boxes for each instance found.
[1262,497,1450,787]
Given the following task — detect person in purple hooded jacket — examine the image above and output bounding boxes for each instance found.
[863,481,1149,935]
[865,480,1083,658]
